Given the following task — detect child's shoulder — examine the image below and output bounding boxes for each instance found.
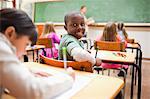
[62,34,76,40]
[61,34,79,44]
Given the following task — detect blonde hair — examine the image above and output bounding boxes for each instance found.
[101,22,117,42]
[117,22,128,39]
[41,22,55,37]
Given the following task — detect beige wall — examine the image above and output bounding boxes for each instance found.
[54,25,150,58]
[5,0,150,59]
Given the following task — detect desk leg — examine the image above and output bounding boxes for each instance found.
[136,48,139,65]
[36,49,39,62]
[131,65,135,99]
[133,64,141,99]
[134,48,139,85]
[135,49,142,86]
[32,51,34,62]
[23,55,28,62]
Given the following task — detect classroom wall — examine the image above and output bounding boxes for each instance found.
[87,26,150,59]
[36,24,150,59]
[16,0,150,59]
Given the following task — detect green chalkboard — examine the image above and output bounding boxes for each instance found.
[34,0,150,23]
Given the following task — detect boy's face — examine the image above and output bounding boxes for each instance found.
[65,14,85,39]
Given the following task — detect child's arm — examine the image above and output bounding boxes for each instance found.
[1,46,73,99]
[71,47,96,65]
[65,40,96,65]
[2,61,74,99]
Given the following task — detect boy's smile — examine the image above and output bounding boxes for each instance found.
[65,13,85,39]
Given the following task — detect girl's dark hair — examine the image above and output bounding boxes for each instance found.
[117,22,124,30]
[117,22,128,39]
[0,8,37,43]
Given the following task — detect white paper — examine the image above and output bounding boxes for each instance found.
[55,75,93,99]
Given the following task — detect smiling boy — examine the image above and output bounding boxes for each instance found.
[59,11,101,66]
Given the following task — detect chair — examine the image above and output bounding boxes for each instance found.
[94,40,126,97]
[94,40,126,74]
[94,40,126,52]
[36,38,54,58]
[39,54,93,73]
[94,40,126,73]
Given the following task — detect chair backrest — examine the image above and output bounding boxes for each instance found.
[94,40,126,51]
[39,54,93,72]
[127,38,135,44]
[36,38,54,58]
[36,38,53,48]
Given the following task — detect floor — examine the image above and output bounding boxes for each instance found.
[138,60,150,99]
[125,60,150,99]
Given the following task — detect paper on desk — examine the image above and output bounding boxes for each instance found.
[55,75,93,99]
[29,66,94,99]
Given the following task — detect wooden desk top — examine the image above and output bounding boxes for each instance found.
[26,45,45,51]
[92,50,136,64]
[2,62,124,99]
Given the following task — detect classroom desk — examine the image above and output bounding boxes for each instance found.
[127,43,142,66]
[2,62,124,99]
[127,43,142,88]
[127,43,140,49]
[25,45,45,62]
[92,50,141,99]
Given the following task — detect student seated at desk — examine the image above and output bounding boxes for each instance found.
[0,8,74,99]
[58,11,101,66]
[39,22,60,59]
[96,22,128,76]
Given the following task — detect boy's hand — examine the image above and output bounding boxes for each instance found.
[66,67,75,81]
[95,58,102,66]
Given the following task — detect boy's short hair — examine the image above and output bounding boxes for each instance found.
[0,8,37,43]
[64,11,82,25]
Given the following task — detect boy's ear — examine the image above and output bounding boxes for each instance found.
[4,26,17,41]
[64,25,67,30]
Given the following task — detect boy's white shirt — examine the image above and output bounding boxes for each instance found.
[0,33,73,99]
[71,47,96,66]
